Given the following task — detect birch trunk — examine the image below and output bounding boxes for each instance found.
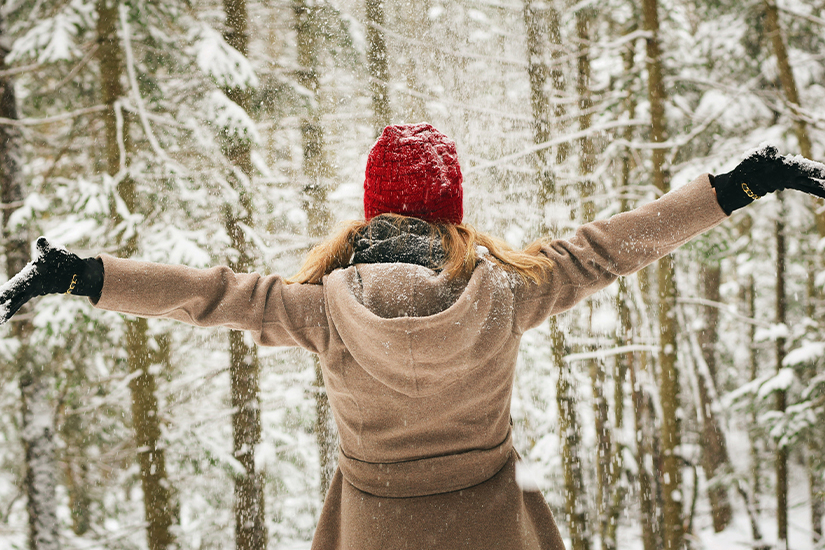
[97,3,175,548]
[294,0,337,498]
[220,1,267,546]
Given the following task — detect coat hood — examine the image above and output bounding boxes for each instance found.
[323,260,516,398]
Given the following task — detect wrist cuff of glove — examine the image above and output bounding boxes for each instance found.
[710,171,755,215]
[69,258,104,299]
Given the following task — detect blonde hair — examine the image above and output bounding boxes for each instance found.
[287,214,554,285]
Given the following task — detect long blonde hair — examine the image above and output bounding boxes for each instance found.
[287,214,554,285]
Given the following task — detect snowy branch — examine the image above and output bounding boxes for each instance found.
[364,19,529,68]
[465,119,647,174]
[0,104,107,126]
[563,344,660,364]
[677,297,771,328]
[778,4,825,28]
[0,61,40,77]
[43,42,99,95]
[120,5,188,176]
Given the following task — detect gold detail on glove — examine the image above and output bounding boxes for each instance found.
[741,182,761,200]
[65,274,78,295]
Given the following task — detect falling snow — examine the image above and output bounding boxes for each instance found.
[1,0,825,548]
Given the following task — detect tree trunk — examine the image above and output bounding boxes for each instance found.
[228,331,265,550]
[220,1,268,547]
[763,0,825,236]
[576,7,596,224]
[546,2,569,164]
[745,272,761,519]
[605,38,640,550]
[19,365,61,550]
[524,0,569,197]
[629,351,663,550]
[524,3,589,547]
[810,438,825,546]
[2,16,62,550]
[523,0,553,196]
[397,1,429,122]
[763,0,811,161]
[697,264,733,532]
[126,318,175,550]
[554,320,591,550]
[621,38,661,549]
[576,9,612,549]
[806,268,825,546]
[97,3,176,548]
[366,0,390,134]
[735,213,769,548]
[294,0,337,499]
[641,0,683,547]
[611,279,630,550]
[62,427,92,535]
[774,193,788,550]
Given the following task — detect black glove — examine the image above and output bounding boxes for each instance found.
[711,145,825,214]
[0,237,104,324]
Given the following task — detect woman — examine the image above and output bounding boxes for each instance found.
[2,123,824,549]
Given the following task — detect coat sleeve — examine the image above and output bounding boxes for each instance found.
[513,174,728,333]
[92,256,330,354]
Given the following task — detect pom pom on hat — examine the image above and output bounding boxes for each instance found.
[364,123,464,225]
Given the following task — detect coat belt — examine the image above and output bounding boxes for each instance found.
[337,428,514,498]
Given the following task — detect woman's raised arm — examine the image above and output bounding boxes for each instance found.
[514,146,825,332]
[0,239,330,353]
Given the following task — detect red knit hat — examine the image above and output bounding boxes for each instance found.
[364,123,463,225]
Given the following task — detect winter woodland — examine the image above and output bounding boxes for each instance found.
[0,0,824,549]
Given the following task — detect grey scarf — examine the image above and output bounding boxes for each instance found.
[352,217,446,270]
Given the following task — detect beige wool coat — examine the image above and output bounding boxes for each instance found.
[93,175,728,549]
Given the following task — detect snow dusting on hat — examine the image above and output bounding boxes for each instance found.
[364,123,463,225]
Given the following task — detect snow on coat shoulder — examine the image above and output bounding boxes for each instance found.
[323,260,516,398]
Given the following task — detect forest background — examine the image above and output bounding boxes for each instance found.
[0,0,824,549]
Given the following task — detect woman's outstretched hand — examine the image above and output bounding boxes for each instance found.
[0,238,104,325]
[712,145,825,214]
